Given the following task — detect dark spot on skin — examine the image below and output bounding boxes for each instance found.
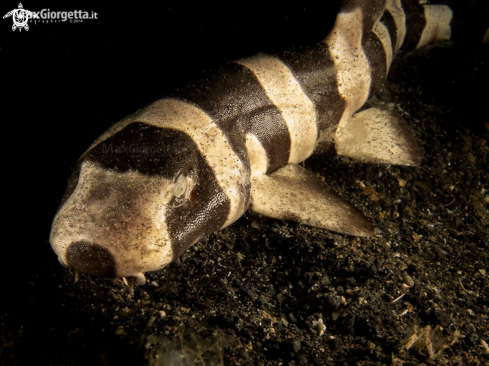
[66,241,117,278]
[190,188,200,202]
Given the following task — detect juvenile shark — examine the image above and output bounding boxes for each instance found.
[50,0,452,290]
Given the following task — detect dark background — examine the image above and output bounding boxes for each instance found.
[1,1,488,365]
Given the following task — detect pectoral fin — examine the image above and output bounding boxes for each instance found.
[250,164,374,236]
[335,106,421,166]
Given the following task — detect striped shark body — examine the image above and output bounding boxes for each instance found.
[50,0,453,290]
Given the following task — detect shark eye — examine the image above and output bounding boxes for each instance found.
[173,174,187,198]
[174,174,197,202]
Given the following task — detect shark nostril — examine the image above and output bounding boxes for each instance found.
[66,241,117,278]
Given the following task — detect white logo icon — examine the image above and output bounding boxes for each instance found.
[3,3,35,31]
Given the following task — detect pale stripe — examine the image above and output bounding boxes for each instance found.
[373,21,393,74]
[325,8,371,128]
[386,0,406,51]
[94,99,248,228]
[236,54,318,164]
